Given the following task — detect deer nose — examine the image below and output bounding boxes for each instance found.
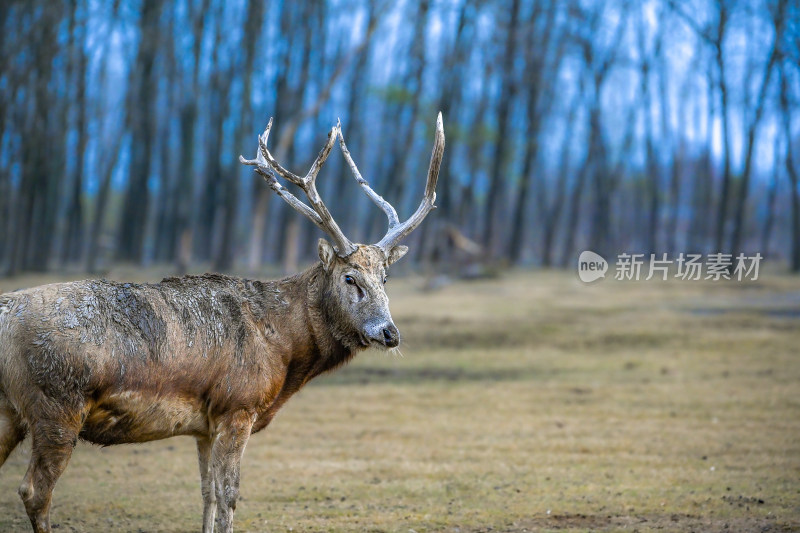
[382,324,400,347]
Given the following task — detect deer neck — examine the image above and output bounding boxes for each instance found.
[301,262,359,378]
[244,264,356,386]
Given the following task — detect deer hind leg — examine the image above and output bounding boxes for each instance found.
[0,397,26,469]
[212,412,254,533]
[18,419,79,533]
[197,436,217,533]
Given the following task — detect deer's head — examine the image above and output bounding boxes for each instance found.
[241,113,445,350]
[316,241,404,348]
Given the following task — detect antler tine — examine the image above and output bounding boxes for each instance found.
[240,118,356,257]
[375,112,445,251]
[299,123,355,255]
[337,122,400,229]
[256,118,304,186]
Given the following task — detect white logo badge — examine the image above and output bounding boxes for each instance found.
[578,251,608,283]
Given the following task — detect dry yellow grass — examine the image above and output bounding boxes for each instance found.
[1,269,799,532]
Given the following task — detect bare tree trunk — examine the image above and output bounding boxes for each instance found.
[153,115,175,263]
[509,0,561,264]
[668,63,699,253]
[712,8,732,253]
[587,101,612,259]
[644,95,660,256]
[656,12,680,255]
[281,216,301,275]
[729,0,784,257]
[62,0,89,265]
[248,0,290,272]
[482,0,522,257]
[668,0,728,252]
[117,0,162,263]
[85,7,123,274]
[214,0,266,272]
[542,96,579,267]
[581,4,625,261]
[175,101,199,272]
[779,64,800,272]
[637,3,660,257]
[332,0,376,238]
[509,137,535,264]
[0,1,12,271]
[194,1,229,263]
[560,157,590,267]
[458,62,493,240]
[277,1,320,270]
[247,191,271,271]
[15,4,63,272]
[0,0,8,144]
[759,151,779,257]
[172,0,210,273]
[560,74,592,267]
[152,2,179,263]
[377,0,431,261]
[421,0,474,270]
[86,137,124,273]
[688,68,716,253]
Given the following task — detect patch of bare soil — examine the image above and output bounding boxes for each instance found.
[487,513,798,532]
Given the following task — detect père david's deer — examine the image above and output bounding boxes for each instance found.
[0,114,445,533]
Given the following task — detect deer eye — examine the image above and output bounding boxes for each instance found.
[383,276,388,284]
[344,275,356,286]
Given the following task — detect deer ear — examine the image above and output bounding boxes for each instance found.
[386,245,409,266]
[318,238,336,271]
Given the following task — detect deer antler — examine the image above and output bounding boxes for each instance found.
[338,112,445,252]
[240,118,356,257]
[242,113,444,259]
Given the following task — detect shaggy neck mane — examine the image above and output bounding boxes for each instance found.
[296,263,360,378]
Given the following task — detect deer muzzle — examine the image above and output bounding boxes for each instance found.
[365,319,400,348]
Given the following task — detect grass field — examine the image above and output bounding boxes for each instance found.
[0,269,798,532]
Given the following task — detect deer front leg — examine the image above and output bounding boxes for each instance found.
[197,436,217,533]
[212,412,254,533]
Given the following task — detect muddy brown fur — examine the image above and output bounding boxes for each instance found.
[0,241,407,533]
